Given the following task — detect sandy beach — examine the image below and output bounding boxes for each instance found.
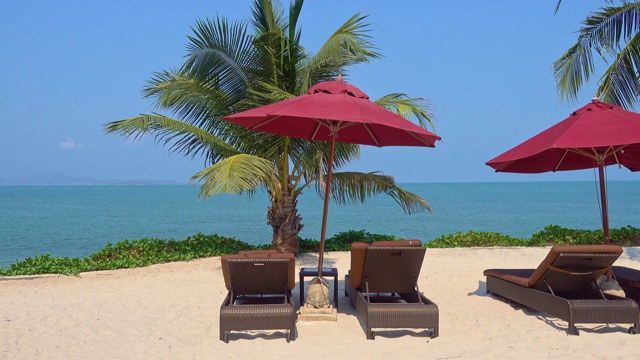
[2,247,640,359]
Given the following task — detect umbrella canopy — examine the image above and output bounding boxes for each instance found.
[224,77,440,274]
[486,98,640,244]
[225,79,439,147]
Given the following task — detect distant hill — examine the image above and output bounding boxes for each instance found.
[0,172,185,186]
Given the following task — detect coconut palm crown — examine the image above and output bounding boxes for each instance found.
[104,0,437,253]
[554,0,640,109]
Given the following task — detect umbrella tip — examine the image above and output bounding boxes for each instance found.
[337,74,343,82]
[592,96,599,102]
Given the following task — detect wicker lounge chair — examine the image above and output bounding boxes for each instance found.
[484,245,639,335]
[219,251,296,343]
[613,265,640,304]
[345,240,439,340]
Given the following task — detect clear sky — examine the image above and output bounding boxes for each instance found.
[2,0,633,184]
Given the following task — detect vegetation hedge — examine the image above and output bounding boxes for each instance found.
[1,225,639,276]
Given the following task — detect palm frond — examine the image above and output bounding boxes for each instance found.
[293,141,360,187]
[103,114,239,162]
[315,171,432,214]
[299,12,381,91]
[553,2,640,106]
[142,70,234,131]
[556,1,622,16]
[580,2,640,57]
[247,81,297,106]
[597,31,640,108]
[249,0,307,95]
[191,154,275,198]
[181,17,257,108]
[553,35,597,103]
[554,0,562,15]
[250,0,285,35]
[250,0,287,87]
[374,93,437,131]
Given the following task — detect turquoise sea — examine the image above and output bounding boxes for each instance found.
[1,181,639,269]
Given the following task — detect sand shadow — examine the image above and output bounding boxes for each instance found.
[223,329,295,343]
[623,247,640,262]
[0,274,66,281]
[477,280,636,335]
[295,252,338,268]
[468,280,488,296]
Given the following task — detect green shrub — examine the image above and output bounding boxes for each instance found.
[298,230,396,252]
[427,231,527,248]
[2,225,639,277]
[87,234,260,271]
[609,225,640,246]
[325,229,396,251]
[297,237,320,253]
[527,224,640,246]
[528,225,604,246]
[0,254,90,276]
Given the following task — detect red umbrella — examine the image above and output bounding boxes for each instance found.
[224,77,440,274]
[486,98,640,244]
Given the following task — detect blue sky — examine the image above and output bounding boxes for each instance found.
[2,0,634,183]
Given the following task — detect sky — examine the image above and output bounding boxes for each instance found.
[1,0,635,184]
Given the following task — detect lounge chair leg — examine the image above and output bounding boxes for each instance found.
[222,331,229,343]
[366,329,375,340]
[568,324,579,336]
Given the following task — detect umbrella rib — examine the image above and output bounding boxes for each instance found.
[313,119,344,140]
[566,148,592,158]
[554,150,571,171]
[313,120,362,140]
[554,145,629,170]
[311,122,323,140]
[363,124,381,146]
[405,130,437,147]
[607,145,628,169]
[251,115,282,130]
[491,159,515,172]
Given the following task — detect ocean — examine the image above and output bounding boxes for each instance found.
[1,181,639,269]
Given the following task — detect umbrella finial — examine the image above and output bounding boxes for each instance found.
[337,74,343,82]
[592,96,600,102]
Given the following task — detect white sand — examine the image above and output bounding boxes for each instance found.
[2,247,640,359]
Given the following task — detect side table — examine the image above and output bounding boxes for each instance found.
[299,267,339,310]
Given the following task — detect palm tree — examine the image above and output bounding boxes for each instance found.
[104,0,437,253]
[553,0,640,109]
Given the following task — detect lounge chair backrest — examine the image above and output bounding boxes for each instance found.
[349,240,422,289]
[362,246,426,293]
[226,258,290,296]
[528,245,622,291]
[221,251,295,292]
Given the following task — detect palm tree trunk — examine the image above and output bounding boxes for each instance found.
[267,182,303,253]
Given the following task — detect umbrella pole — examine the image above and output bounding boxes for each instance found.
[317,134,336,279]
[598,163,611,244]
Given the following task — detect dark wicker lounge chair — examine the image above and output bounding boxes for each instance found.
[613,265,640,304]
[219,251,296,343]
[345,240,439,340]
[484,245,639,335]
